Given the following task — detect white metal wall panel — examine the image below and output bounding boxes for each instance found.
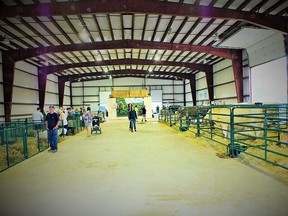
[44,92,58,106]
[15,61,38,76]
[93,79,112,86]
[14,70,38,89]
[46,80,58,93]
[84,87,98,95]
[151,90,162,102]
[72,97,83,105]
[213,59,232,71]
[11,104,38,117]
[64,86,70,96]
[214,67,234,85]
[113,77,144,86]
[247,33,285,67]
[113,86,130,90]
[63,96,70,106]
[162,85,173,93]
[84,80,98,87]
[146,79,173,85]
[173,85,183,94]
[84,95,98,103]
[72,87,83,96]
[47,74,58,83]
[196,71,205,79]
[72,82,83,87]
[196,77,207,89]
[214,82,237,99]
[251,57,287,103]
[174,94,184,104]
[12,87,38,103]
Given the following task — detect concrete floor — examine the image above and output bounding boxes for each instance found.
[0,118,287,216]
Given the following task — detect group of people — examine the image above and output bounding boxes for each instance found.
[128,104,147,132]
[31,103,148,153]
[32,105,79,153]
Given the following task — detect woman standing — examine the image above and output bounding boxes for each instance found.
[83,107,93,137]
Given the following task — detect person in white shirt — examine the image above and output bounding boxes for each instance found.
[32,107,44,136]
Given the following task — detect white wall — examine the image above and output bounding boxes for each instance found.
[247,33,287,103]
[251,57,287,103]
[11,61,39,119]
[71,77,186,112]
[0,55,68,120]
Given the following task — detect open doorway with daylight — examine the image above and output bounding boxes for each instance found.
[116,97,144,117]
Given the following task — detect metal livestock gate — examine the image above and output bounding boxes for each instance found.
[159,104,288,170]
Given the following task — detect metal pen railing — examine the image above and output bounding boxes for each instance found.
[159,104,288,170]
[0,115,84,172]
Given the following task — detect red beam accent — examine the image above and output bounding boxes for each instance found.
[0,0,286,33]
[58,77,65,107]
[189,75,197,106]
[43,59,212,74]
[205,72,214,103]
[38,68,47,112]
[62,69,193,81]
[232,51,243,103]
[7,40,242,62]
[2,53,15,122]
[183,80,186,106]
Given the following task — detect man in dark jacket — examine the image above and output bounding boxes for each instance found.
[141,105,147,122]
[46,105,60,153]
[128,106,137,132]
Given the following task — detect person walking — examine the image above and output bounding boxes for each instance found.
[134,105,139,122]
[46,105,60,153]
[141,105,147,122]
[32,107,44,136]
[83,107,93,137]
[128,106,137,132]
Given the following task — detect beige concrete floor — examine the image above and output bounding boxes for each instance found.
[0,118,287,216]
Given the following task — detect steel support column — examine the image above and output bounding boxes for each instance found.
[189,75,196,106]
[38,67,47,111]
[69,80,73,108]
[205,71,214,103]
[58,77,65,107]
[183,79,186,106]
[232,51,243,103]
[2,53,15,122]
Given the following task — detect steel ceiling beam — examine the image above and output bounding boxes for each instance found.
[0,0,286,34]
[7,40,242,62]
[62,69,193,82]
[41,59,212,75]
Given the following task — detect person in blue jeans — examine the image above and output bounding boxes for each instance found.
[128,106,137,132]
[46,105,60,153]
